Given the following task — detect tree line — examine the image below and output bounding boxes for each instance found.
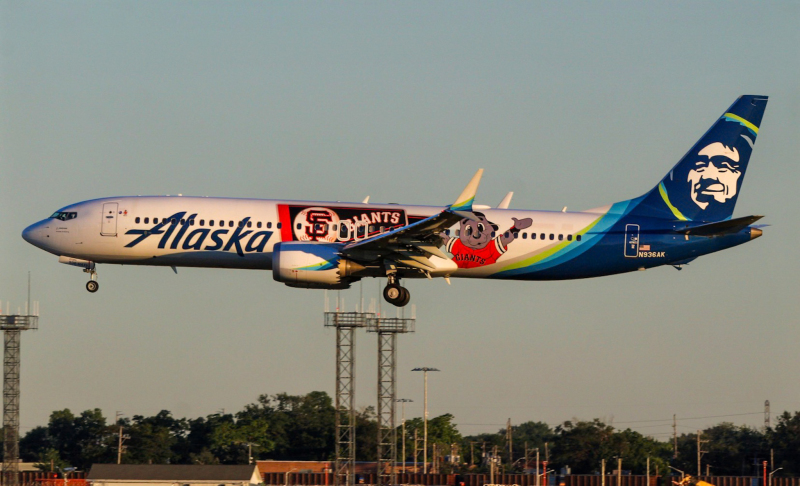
[17,391,800,477]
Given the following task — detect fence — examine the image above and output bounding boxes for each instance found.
[0,472,86,486]
[261,474,800,486]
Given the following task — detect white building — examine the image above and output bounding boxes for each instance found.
[87,464,262,486]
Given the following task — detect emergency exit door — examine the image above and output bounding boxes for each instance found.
[101,202,118,236]
[624,224,640,258]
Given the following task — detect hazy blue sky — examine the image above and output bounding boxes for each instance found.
[2,1,799,442]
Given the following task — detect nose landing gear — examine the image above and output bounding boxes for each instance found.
[383,276,410,307]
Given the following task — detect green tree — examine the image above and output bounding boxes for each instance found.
[125,411,185,464]
[770,411,800,475]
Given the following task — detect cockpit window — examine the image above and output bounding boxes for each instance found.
[50,211,77,221]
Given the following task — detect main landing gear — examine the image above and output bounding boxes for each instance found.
[85,266,99,293]
[383,276,410,307]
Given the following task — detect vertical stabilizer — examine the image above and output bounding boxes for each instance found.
[629,95,768,222]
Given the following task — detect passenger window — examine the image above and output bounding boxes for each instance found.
[209,220,214,227]
[135,217,141,224]
[267,222,272,229]
[567,234,572,241]
[257,222,262,228]
[229,221,234,227]
[558,234,563,241]
[247,221,252,228]
[153,218,158,224]
[296,223,302,230]
[540,233,545,240]
[144,217,149,224]
[171,218,176,224]
[200,219,204,226]
[522,233,527,239]
[549,234,554,240]
[531,233,536,240]
[190,219,195,226]
[277,222,282,229]
[577,235,582,241]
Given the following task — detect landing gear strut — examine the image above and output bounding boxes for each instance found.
[85,267,99,293]
[383,276,410,307]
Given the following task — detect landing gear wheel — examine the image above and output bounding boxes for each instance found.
[86,281,99,293]
[397,286,411,307]
[384,284,402,303]
[383,284,410,307]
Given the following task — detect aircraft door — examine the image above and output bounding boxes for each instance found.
[101,202,118,236]
[624,224,640,258]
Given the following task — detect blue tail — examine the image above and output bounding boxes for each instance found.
[628,95,768,222]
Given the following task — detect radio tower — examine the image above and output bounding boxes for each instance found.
[324,294,372,486]
[367,306,414,486]
[1,275,39,486]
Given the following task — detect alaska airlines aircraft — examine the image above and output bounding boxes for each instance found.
[22,95,767,306]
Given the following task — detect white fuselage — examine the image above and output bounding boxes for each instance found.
[23,195,603,279]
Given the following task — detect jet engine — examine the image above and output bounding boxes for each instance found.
[272,242,364,289]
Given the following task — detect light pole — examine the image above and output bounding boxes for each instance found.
[397,398,413,473]
[412,367,439,474]
[769,468,783,486]
[285,468,297,486]
[669,466,685,482]
[59,467,76,486]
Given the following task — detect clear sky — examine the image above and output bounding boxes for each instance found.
[1,1,799,442]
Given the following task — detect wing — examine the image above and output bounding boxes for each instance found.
[341,169,483,275]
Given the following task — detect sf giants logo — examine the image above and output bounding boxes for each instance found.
[294,207,340,242]
[305,210,335,239]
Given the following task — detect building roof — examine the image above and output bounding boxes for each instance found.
[87,464,259,482]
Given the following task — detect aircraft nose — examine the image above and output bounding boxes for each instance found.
[22,221,45,247]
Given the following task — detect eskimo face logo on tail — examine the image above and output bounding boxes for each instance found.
[124,212,272,256]
[687,142,742,210]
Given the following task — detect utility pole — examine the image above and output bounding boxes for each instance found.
[506,418,513,470]
[647,457,650,486]
[412,367,439,474]
[525,442,529,471]
[536,449,540,486]
[414,427,419,474]
[397,399,413,473]
[601,459,605,486]
[673,415,678,459]
[697,430,708,477]
[617,458,622,486]
[470,441,477,466]
[765,400,770,430]
[116,411,125,464]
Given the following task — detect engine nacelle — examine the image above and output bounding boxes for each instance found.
[272,242,363,290]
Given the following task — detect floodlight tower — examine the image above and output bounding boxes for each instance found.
[367,308,415,486]
[1,293,39,486]
[324,295,373,486]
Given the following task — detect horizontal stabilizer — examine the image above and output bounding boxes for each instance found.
[497,192,514,209]
[674,215,763,236]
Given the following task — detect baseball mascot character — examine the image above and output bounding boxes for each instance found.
[442,212,533,269]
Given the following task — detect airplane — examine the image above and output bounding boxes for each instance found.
[22,95,768,307]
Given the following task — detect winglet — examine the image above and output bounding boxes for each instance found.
[497,191,513,209]
[449,169,483,212]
